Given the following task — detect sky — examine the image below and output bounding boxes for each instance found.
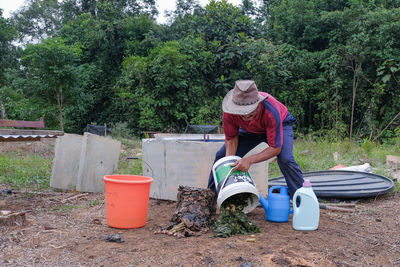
[0,0,243,23]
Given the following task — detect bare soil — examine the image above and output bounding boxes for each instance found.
[1,141,400,266]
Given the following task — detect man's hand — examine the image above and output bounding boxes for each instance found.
[231,157,252,172]
[229,146,282,173]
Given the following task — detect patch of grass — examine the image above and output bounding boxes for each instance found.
[393,182,400,193]
[87,198,101,207]
[52,204,79,212]
[116,136,143,175]
[119,157,143,175]
[20,192,36,199]
[0,152,52,189]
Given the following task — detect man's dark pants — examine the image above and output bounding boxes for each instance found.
[207,113,304,198]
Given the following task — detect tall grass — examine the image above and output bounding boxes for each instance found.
[269,138,400,181]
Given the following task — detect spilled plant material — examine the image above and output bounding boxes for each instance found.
[213,193,260,238]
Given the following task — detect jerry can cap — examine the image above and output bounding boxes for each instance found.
[303,179,312,187]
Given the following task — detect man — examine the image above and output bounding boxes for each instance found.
[207,80,304,198]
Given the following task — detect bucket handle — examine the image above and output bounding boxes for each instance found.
[219,167,234,191]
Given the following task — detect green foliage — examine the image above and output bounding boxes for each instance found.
[1,0,399,141]
[110,121,135,139]
[362,138,375,154]
[21,37,95,131]
[0,11,17,87]
[123,15,162,56]
[114,37,215,132]
[393,181,400,193]
[190,96,223,125]
[213,193,260,238]
[11,0,64,43]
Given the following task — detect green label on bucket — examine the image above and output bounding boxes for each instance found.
[214,159,254,191]
[214,160,236,184]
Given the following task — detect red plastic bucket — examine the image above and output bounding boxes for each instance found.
[103,175,153,228]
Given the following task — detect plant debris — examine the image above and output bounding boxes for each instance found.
[213,193,260,238]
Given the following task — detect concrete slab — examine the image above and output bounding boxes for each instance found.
[50,134,82,190]
[76,133,121,192]
[143,137,269,201]
[50,133,121,192]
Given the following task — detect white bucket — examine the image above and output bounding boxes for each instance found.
[212,156,259,213]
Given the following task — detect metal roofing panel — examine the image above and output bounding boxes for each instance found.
[0,134,57,142]
[269,170,394,198]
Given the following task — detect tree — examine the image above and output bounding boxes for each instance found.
[21,38,94,131]
[114,37,215,132]
[11,0,64,43]
[0,10,17,87]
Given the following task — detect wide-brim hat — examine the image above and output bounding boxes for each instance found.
[222,80,267,115]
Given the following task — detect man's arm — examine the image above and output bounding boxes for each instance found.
[231,146,281,172]
[225,135,238,156]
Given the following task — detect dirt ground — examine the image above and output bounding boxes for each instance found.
[1,141,400,266]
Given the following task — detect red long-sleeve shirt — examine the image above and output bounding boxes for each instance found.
[223,92,288,148]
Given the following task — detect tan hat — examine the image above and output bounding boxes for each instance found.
[222,80,267,115]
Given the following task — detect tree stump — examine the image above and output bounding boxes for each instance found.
[0,211,27,226]
[155,186,216,237]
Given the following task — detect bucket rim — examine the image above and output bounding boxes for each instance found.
[213,155,241,169]
[217,183,259,214]
[103,175,154,184]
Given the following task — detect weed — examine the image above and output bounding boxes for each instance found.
[362,138,375,155]
[52,204,79,212]
[366,208,378,213]
[393,182,400,193]
[87,198,100,207]
[20,192,36,199]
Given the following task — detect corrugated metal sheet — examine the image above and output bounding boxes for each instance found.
[0,134,57,142]
[269,170,394,198]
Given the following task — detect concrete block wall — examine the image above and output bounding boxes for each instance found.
[142,134,269,201]
[50,133,121,192]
